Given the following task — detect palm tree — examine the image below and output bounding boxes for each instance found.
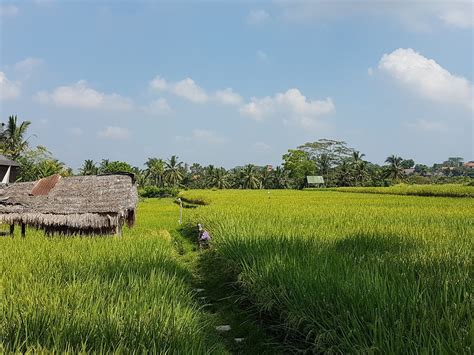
[145,158,165,187]
[241,164,261,189]
[335,160,354,186]
[36,159,66,179]
[208,167,229,189]
[385,155,404,180]
[317,153,331,178]
[352,151,367,185]
[80,159,98,175]
[164,155,184,187]
[260,167,273,189]
[98,159,110,174]
[1,115,32,159]
[273,166,290,189]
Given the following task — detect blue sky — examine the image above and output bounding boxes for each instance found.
[0,1,473,170]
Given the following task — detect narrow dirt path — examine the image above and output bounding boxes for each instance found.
[170,226,281,354]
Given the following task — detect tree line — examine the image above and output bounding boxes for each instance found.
[1,116,472,190]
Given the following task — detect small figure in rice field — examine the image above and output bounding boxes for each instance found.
[197,223,211,249]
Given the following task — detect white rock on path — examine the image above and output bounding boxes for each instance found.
[234,338,245,343]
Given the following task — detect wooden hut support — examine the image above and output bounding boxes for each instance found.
[21,223,26,238]
[9,224,14,238]
[116,220,123,238]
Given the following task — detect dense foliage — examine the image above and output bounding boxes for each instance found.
[180,189,473,353]
[2,116,473,188]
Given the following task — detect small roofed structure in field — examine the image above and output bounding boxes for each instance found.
[0,173,138,237]
[307,175,325,187]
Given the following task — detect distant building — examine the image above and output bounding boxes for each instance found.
[0,155,19,184]
[463,161,474,169]
[266,165,273,172]
[307,176,325,187]
[402,168,415,175]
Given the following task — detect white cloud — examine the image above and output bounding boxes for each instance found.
[246,9,270,25]
[144,98,172,115]
[367,67,374,76]
[14,57,44,78]
[150,75,168,91]
[436,3,473,29]
[98,126,130,140]
[257,50,268,62]
[214,88,243,105]
[0,5,18,17]
[150,75,208,103]
[240,88,335,128]
[150,75,245,106]
[34,80,134,110]
[378,48,473,110]
[171,78,208,103]
[0,72,21,100]
[277,1,473,31]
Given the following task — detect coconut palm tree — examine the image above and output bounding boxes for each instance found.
[352,151,367,185]
[80,159,98,175]
[385,155,404,180]
[145,158,165,187]
[273,166,290,189]
[2,115,32,159]
[164,155,184,187]
[208,167,229,189]
[241,164,261,189]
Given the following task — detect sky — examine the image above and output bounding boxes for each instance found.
[0,0,473,171]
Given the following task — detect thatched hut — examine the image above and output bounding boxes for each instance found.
[0,173,138,237]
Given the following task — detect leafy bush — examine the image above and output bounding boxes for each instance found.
[139,186,179,198]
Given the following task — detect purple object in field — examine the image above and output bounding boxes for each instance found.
[200,231,211,241]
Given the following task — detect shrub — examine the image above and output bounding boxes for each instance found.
[139,186,179,198]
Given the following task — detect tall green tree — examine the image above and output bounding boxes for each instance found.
[80,159,98,175]
[208,167,230,189]
[385,155,404,180]
[240,164,261,189]
[282,149,315,189]
[351,151,367,186]
[145,158,166,187]
[1,115,32,159]
[164,155,184,187]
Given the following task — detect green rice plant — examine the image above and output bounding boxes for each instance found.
[329,183,474,198]
[0,199,226,353]
[181,189,473,353]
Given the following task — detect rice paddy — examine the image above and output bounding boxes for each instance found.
[180,189,473,353]
[1,189,472,353]
[0,199,225,353]
[330,183,474,198]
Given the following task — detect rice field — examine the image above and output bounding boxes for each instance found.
[180,189,473,353]
[0,199,225,353]
[1,190,472,353]
[329,183,474,197]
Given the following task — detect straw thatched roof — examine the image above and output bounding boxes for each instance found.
[0,173,138,235]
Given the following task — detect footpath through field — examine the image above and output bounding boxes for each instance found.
[149,198,281,354]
